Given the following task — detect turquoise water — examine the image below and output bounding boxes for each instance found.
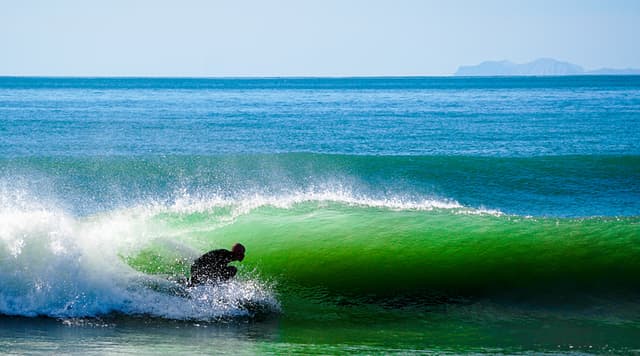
[1,76,639,354]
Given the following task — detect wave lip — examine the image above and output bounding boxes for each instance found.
[168,188,465,215]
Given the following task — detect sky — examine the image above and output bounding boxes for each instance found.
[1,0,639,76]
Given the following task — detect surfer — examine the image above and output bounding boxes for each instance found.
[189,243,246,286]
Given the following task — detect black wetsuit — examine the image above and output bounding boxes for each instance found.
[190,249,237,285]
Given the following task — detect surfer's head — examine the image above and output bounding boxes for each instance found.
[231,243,245,261]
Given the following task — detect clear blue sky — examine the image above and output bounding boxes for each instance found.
[1,0,639,76]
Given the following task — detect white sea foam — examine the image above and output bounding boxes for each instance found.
[168,186,465,216]
[162,186,507,222]
[0,189,279,320]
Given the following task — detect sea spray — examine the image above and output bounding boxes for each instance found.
[0,191,279,319]
[1,154,638,217]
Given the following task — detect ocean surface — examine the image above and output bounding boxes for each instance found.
[1,76,639,354]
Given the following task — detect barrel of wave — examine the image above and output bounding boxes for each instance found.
[172,203,640,298]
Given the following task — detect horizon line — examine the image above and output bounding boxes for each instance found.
[0,74,452,79]
[2,74,640,80]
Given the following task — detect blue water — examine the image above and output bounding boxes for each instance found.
[1,76,640,354]
[2,76,639,157]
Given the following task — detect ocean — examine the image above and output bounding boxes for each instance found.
[1,76,639,354]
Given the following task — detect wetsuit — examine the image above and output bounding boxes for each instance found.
[190,249,237,285]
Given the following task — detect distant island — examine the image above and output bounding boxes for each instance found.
[454,58,640,76]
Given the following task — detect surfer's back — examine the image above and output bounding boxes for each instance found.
[189,244,245,285]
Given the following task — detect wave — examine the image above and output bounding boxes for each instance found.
[146,195,639,299]
[2,185,638,319]
[1,153,639,319]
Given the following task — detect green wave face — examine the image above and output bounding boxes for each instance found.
[127,202,640,298]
